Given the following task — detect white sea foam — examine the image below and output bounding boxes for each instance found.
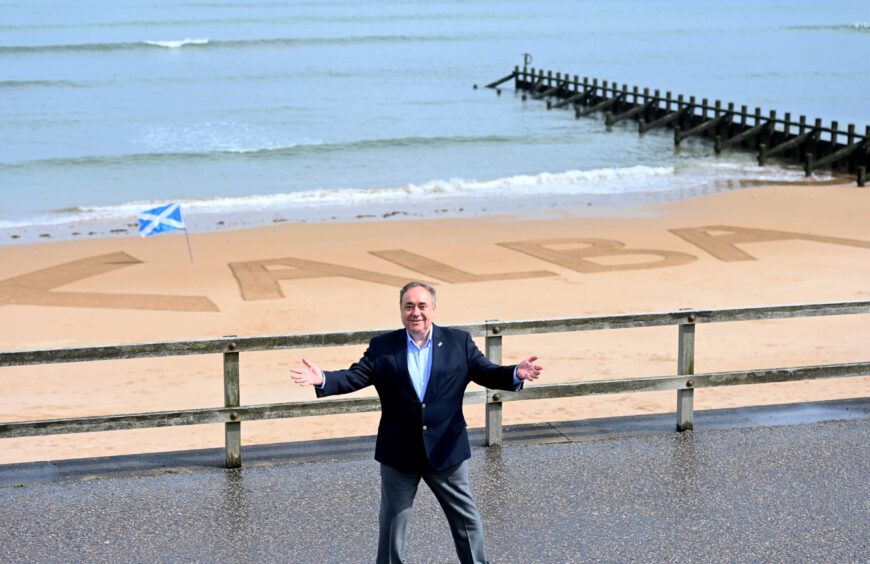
[74,166,675,217]
[143,38,209,48]
[0,163,831,231]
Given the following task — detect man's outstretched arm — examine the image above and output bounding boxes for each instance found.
[290,347,376,396]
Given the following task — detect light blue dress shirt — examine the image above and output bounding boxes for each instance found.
[405,329,522,400]
[406,331,434,401]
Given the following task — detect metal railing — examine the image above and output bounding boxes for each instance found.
[2,301,869,468]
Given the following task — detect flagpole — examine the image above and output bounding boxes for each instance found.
[183,228,194,263]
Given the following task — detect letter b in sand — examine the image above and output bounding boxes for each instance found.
[497,238,696,273]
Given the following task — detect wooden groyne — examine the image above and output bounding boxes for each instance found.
[483,67,869,185]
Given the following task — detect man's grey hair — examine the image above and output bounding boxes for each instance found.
[399,281,436,304]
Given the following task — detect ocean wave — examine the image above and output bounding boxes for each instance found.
[0,12,544,32]
[1,162,833,230]
[0,134,566,170]
[143,38,210,49]
[788,22,870,33]
[0,34,471,55]
[0,167,675,229]
[0,79,85,88]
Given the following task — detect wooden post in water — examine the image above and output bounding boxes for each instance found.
[751,108,762,148]
[847,124,856,171]
[765,110,776,147]
[676,313,696,432]
[485,322,504,446]
[809,118,823,163]
[496,66,870,177]
[724,102,735,139]
[224,340,241,468]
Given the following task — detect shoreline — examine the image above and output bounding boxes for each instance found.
[1,183,868,464]
[0,166,849,248]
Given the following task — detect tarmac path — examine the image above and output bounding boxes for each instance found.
[2,403,868,563]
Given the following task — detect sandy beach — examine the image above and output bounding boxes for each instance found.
[1,183,869,465]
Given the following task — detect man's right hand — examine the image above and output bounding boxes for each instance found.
[290,357,324,387]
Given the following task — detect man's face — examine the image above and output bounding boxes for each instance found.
[400,286,436,338]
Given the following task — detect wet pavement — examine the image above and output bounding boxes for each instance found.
[2,400,868,563]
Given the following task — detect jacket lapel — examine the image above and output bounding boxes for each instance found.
[423,324,443,403]
[393,330,418,400]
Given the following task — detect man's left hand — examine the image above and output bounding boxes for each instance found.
[516,355,543,381]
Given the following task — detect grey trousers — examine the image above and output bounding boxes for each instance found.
[377,459,487,564]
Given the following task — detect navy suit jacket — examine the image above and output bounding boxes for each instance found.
[317,324,520,472]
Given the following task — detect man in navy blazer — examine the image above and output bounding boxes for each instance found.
[291,281,542,564]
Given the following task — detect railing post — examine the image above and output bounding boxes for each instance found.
[485,321,504,446]
[676,313,696,431]
[224,340,241,468]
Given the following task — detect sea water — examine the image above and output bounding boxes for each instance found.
[1,0,868,243]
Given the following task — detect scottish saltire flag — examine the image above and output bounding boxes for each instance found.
[138,202,185,237]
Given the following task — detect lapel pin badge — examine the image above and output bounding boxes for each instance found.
[438,341,443,347]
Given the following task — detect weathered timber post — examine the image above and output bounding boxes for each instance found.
[715,102,729,148]
[685,96,696,130]
[847,124,856,171]
[794,115,808,162]
[607,88,655,125]
[224,340,241,468]
[858,166,866,187]
[752,108,762,148]
[485,321,504,446]
[676,313,696,431]
[758,109,775,165]
[723,101,734,139]
[758,110,775,149]
[805,118,823,165]
[641,94,687,134]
